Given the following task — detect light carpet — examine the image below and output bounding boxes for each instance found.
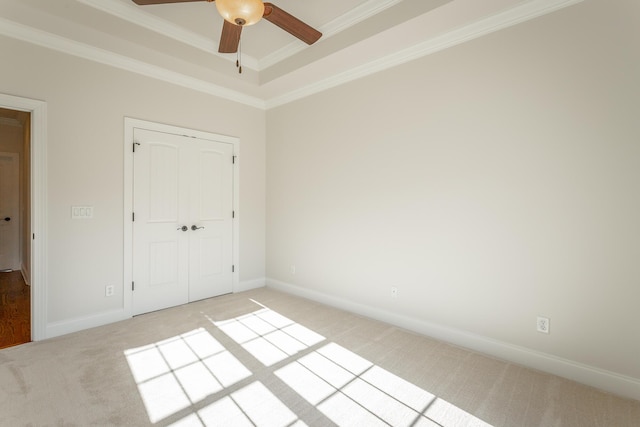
[1,288,638,426]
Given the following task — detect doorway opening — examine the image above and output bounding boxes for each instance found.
[0,107,31,349]
[0,93,47,343]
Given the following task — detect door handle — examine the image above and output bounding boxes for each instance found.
[177,225,188,232]
[191,225,205,231]
[3,217,9,222]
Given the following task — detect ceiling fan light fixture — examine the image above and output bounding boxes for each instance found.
[216,0,265,26]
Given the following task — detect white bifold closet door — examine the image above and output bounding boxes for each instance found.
[132,128,233,316]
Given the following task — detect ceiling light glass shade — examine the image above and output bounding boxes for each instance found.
[216,0,265,26]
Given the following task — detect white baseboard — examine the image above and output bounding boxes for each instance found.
[20,264,30,286]
[266,277,640,402]
[236,277,266,292]
[46,309,129,339]
[45,278,266,340]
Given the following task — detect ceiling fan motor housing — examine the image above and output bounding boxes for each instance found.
[216,0,265,26]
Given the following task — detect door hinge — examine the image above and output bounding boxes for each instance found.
[133,141,141,152]
[232,210,235,219]
[232,265,235,273]
[132,281,135,291]
[132,212,135,222]
[32,233,35,240]
[232,155,237,164]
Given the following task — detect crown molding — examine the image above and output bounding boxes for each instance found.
[265,0,585,108]
[257,0,402,70]
[77,0,259,70]
[0,17,265,109]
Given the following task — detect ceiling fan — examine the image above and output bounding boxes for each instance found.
[132,0,322,55]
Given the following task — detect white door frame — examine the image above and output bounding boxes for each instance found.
[123,117,239,317]
[0,93,48,341]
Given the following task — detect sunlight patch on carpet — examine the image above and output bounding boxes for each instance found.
[213,305,325,366]
[125,328,251,424]
[125,301,493,426]
[275,342,494,427]
[169,382,305,427]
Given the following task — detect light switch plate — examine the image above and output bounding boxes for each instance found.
[71,206,93,219]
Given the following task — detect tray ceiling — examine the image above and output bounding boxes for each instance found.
[0,0,583,108]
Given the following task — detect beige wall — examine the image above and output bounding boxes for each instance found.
[0,37,266,325]
[266,0,640,383]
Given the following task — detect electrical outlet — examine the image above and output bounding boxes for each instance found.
[105,285,114,297]
[391,286,398,298]
[290,265,296,275]
[537,316,550,334]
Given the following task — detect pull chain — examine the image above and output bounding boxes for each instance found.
[236,38,242,74]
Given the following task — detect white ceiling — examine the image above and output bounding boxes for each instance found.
[0,0,583,108]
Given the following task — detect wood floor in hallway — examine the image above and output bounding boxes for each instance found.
[0,270,30,349]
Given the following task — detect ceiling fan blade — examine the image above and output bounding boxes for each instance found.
[219,20,242,53]
[263,3,322,45]
[132,0,209,5]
